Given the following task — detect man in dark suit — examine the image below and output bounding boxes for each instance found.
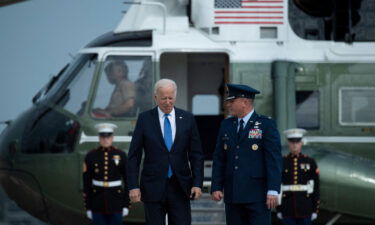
[127,78,204,225]
[211,83,282,225]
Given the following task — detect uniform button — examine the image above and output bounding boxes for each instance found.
[294,171,298,175]
[235,155,239,159]
[294,167,298,170]
[93,189,96,193]
[104,152,108,155]
[104,161,108,165]
[104,171,108,175]
[236,145,240,149]
[104,166,108,170]
[104,176,108,180]
[235,166,238,170]
[94,163,98,167]
[294,181,298,184]
[118,190,122,193]
[104,157,108,160]
[294,163,298,166]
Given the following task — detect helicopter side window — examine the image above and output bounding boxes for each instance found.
[92,55,153,118]
[289,0,375,42]
[20,110,81,154]
[340,88,375,125]
[296,91,320,129]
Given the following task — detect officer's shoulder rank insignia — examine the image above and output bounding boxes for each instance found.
[252,144,258,151]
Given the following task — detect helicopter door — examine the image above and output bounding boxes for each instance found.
[160,53,229,162]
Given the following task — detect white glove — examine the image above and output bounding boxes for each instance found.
[122,208,129,217]
[86,210,92,220]
[311,213,317,221]
[277,212,282,220]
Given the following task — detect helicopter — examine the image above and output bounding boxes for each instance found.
[1,0,375,224]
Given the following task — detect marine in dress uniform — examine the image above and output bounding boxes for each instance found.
[83,123,130,225]
[277,128,320,225]
[211,84,282,225]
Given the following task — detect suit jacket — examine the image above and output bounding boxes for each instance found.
[211,111,282,203]
[127,107,204,202]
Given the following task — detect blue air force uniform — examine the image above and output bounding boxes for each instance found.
[211,84,282,225]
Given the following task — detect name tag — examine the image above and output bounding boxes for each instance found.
[248,129,262,139]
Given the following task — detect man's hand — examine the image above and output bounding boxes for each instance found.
[190,187,202,200]
[211,191,224,201]
[129,188,141,203]
[266,194,278,209]
[277,212,282,220]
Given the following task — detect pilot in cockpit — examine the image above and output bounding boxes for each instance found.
[93,61,136,117]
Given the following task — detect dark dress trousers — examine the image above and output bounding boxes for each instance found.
[83,146,130,214]
[211,112,282,225]
[127,107,204,225]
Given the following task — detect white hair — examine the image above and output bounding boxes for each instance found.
[154,78,177,97]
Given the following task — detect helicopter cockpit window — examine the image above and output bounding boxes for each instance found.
[92,55,153,118]
[56,55,97,116]
[340,87,375,125]
[296,91,320,129]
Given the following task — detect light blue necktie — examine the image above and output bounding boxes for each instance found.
[164,114,173,177]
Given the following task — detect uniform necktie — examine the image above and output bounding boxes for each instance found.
[238,119,244,140]
[164,114,173,177]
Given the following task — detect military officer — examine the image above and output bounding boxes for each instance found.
[83,123,130,225]
[277,128,320,225]
[211,83,282,225]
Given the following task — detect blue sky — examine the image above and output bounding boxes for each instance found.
[0,0,126,129]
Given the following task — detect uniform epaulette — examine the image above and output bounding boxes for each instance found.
[258,114,272,120]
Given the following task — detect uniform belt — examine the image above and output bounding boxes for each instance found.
[282,184,309,191]
[282,180,314,194]
[92,180,122,187]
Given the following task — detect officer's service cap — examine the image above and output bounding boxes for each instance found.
[225,83,260,101]
[95,123,118,137]
[284,128,306,141]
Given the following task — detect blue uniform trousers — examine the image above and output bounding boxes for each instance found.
[92,212,122,225]
[282,217,311,225]
[225,202,271,225]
